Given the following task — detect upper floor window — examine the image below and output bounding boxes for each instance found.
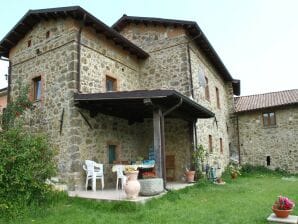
[205,77,210,101]
[33,76,41,101]
[208,135,213,153]
[27,39,31,47]
[106,76,117,92]
[220,138,223,154]
[216,87,220,109]
[263,112,276,127]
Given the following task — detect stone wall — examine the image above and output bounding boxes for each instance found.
[119,23,236,177]
[237,106,298,173]
[189,42,234,175]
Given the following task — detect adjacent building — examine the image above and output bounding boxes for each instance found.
[233,89,298,172]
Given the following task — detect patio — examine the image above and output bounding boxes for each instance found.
[68,182,195,203]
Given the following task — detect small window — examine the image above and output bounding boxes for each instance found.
[263,112,276,127]
[33,76,41,101]
[208,135,213,153]
[205,77,210,101]
[27,39,31,47]
[108,145,117,164]
[266,156,271,166]
[216,87,220,109]
[220,138,223,154]
[46,31,50,38]
[106,76,117,92]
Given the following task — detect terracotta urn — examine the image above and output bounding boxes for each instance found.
[124,171,140,199]
[272,206,294,218]
[231,172,238,179]
[185,170,195,183]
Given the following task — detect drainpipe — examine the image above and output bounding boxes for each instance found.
[0,57,10,103]
[76,14,86,93]
[160,97,183,190]
[236,115,241,164]
[187,44,194,98]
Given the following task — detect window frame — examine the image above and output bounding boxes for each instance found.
[32,76,42,102]
[216,87,220,109]
[205,76,210,101]
[262,112,276,127]
[105,75,117,92]
[208,135,213,153]
[220,138,223,154]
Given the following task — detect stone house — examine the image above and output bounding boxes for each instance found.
[233,89,298,173]
[4,6,295,189]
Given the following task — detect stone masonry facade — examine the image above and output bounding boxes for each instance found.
[236,107,298,173]
[3,7,297,189]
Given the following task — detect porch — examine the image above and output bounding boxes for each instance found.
[73,89,214,189]
[68,182,195,203]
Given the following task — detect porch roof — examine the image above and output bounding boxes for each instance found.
[74,89,214,122]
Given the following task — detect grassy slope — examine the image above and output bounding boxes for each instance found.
[7,173,298,224]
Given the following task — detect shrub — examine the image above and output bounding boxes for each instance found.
[0,82,57,219]
[0,127,57,218]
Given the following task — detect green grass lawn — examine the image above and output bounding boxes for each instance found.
[5,172,298,224]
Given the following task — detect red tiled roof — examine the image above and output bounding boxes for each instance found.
[234,89,298,113]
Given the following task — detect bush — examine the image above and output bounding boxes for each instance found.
[0,127,57,219]
[240,164,290,176]
[0,82,57,219]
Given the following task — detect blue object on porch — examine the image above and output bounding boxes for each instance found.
[148,146,155,160]
[142,160,155,166]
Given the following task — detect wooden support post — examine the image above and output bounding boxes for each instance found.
[153,108,163,178]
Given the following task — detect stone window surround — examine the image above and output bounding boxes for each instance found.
[208,135,213,153]
[30,74,45,104]
[205,76,210,101]
[262,111,276,128]
[216,86,220,109]
[106,140,121,164]
[105,74,119,92]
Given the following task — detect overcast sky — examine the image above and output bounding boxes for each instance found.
[0,0,297,95]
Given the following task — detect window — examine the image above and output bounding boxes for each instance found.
[216,87,220,109]
[106,76,117,92]
[27,39,31,47]
[33,76,41,101]
[220,138,223,154]
[205,77,210,101]
[108,144,117,164]
[208,135,213,153]
[262,112,276,127]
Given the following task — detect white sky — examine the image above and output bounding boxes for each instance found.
[0,0,297,95]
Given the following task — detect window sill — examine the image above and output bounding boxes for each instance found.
[263,125,277,129]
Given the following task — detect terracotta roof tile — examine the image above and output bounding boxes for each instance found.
[234,89,298,112]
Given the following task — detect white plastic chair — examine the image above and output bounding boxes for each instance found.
[116,165,127,190]
[83,160,104,191]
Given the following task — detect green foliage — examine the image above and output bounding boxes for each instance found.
[1,81,32,130]
[192,144,206,179]
[3,173,298,224]
[0,81,57,220]
[241,164,290,176]
[0,127,57,219]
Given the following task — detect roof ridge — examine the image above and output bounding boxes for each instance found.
[235,88,298,99]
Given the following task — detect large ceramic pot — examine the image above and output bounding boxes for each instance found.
[124,171,140,199]
[272,206,294,218]
[185,171,195,183]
